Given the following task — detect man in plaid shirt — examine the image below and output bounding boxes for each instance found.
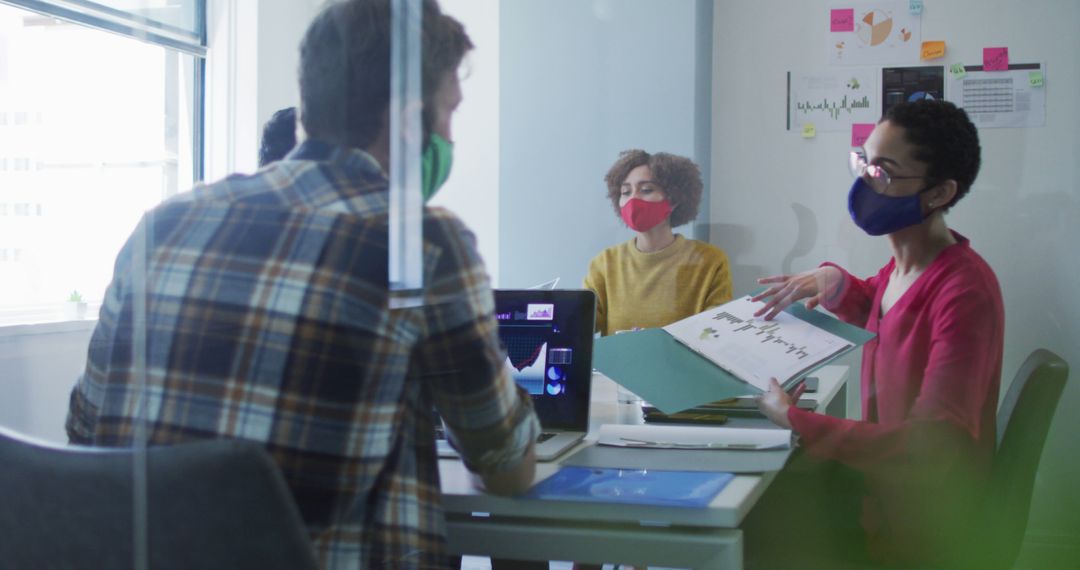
[65,1,539,568]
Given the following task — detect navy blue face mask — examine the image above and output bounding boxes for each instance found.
[847,177,934,236]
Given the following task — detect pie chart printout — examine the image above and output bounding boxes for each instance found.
[857,10,892,47]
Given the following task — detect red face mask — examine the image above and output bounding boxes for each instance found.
[620,198,673,232]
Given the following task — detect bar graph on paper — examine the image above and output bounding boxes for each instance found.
[664,296,854,391]
[788,68,879,132]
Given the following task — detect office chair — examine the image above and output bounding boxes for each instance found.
[963,349,1069,570]
[0,428,320,570]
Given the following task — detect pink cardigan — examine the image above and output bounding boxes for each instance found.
[788,232,1004,564]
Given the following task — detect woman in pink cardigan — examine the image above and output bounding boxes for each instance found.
[747,100,1003,569]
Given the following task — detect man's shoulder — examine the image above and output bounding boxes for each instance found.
[172,151,389,216]
[421,206,476,247]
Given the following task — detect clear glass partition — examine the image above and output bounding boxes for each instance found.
[3,0,1077,568]
[0,0,202,568]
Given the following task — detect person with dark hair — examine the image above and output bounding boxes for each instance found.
[258,106,297,166]
[583,149,732,336]
[747,100,1003,568]
[66,1,539,568]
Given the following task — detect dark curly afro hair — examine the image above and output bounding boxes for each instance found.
[604,149,703,228]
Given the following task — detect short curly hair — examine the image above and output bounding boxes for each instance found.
[882,100,981,210]
[604,149,703,228]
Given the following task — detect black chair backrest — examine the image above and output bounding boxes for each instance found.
[977,349,1068,569]
[0,429,319,570]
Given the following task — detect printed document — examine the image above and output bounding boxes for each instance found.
[662,295,853,391]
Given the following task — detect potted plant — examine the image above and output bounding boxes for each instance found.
[65,290,88,320]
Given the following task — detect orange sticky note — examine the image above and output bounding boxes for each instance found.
[984,47,1009,71]
[920,41,946,60]
[851,123,875,147]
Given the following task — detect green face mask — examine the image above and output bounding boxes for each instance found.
[421,133,454,202]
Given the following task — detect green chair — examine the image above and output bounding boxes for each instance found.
[968,349,1069,569]
[0,428,320,570]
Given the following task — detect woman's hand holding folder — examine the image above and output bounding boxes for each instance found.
[756,377,808,429]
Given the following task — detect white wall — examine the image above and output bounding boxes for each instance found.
[711,0,1080,564]
[0,323,95,442]
[496,0,709,289]
[205,0,321,181]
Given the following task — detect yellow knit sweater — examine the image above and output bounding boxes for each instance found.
[583,235,733,336]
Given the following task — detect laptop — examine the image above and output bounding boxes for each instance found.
[437,288,596,461]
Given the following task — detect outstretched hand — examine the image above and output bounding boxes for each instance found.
[750,266,840,320]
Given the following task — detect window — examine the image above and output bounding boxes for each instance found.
[0,0,204,325]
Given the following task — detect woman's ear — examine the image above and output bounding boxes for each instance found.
[928,179,958,210]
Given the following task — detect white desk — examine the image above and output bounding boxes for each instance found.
[439,365,849,569]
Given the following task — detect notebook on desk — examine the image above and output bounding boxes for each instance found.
[437,288,596,461]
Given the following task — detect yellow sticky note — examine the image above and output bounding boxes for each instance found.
[920,41,946,60]
[1029,71,1044,88]
[802,123,817,138]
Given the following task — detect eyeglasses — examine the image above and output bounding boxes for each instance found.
[848,151,932,195]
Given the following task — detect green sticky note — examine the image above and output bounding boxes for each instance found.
[949,63,967,79]
[802,123,817,138]
[1029,71,1044,87]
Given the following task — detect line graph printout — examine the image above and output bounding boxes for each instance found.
[788,68,878,132]
[662,296,854,391]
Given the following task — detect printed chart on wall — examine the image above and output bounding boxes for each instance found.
[946,63,1046,128]
[788,68,879,132]
[882,66,944,116]
[828,1,921,65]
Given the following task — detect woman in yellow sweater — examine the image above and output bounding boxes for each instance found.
[584,149,733,335]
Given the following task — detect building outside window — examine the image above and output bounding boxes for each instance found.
[0,0,203,325]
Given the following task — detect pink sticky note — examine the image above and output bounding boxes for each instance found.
[984,47,1009,71]
[851,123,875,147]
[831,9,854,32]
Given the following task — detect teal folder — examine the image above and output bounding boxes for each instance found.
[593,300,875,414]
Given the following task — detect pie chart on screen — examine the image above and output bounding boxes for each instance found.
[857,10,892,46]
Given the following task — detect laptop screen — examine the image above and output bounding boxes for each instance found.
[493,289,596,430]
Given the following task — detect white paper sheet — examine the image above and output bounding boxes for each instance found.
[946,64,1046,128]
[597,424,792,451]
[788,68,879,132]
[661,296,853,391]
[828,1,922,65]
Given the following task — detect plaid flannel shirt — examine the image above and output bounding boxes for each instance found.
[66,140,540,569]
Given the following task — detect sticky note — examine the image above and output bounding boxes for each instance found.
[949,63,967,79]
[983,47,1009,71]
[910,0,924,15]
[920,41,946,60]
[802,123,817,138]
[830,9,854,32]
[851,123,875,147]
[1029,70,1044,87]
